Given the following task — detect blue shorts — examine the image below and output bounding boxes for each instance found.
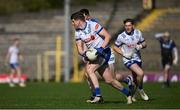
[90,47,111,66]
[124,60,142,69]
[10,63,19,69]
[101,47,111,65]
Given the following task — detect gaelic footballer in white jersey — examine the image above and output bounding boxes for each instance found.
[6,38,26,87]
[114,18,149,101]
[115,29,145,68]
[75,18,111,64]
[79,8,115,65]
[75,20,104,49]
[71,12,132,104]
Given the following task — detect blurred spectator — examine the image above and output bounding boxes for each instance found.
[155,32,178,87]
[5,38,26,87]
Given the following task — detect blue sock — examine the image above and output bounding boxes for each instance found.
[120,88,130,96]
[95,88,101,96]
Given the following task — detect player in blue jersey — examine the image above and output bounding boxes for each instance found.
[155,32,178,87]
[71,12,132,104]
[114,18,149,101]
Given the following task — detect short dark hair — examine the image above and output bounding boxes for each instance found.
[71,11,85,21]
[79,9,90,16]
[123,18,134,25]
[13,37,20,41]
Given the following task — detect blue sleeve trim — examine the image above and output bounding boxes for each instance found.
[97,27,103,34]
[139,39,145,43]
[76,38,81,41]
[115,43,121,47]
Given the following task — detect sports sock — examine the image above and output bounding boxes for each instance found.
[138,81,143,90]
[120,88,130,96]
[95,88,101,96]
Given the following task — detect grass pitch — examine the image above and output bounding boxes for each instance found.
[0,82,180,109]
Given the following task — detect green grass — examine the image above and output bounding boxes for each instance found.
[0,82,180,109]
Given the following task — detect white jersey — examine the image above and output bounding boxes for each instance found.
[8,46,19,64]
[77,20,115,64]
[115,29,145,64]
[75,20,105,49]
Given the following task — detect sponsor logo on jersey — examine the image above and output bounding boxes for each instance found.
[127,44,135,48]
[95,23,99,30]
[84,35,95,43]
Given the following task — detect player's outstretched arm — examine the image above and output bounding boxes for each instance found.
[113,45,123,55]
[113,45,132,59]
[98,28,111,48]
[154,33,164,39]
[173,47,178,65]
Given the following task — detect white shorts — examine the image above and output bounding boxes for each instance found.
[108,50,115,65]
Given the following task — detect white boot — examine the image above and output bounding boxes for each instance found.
[9,83,15,87]
[139,89,149,101]
[127,96,133,104]
[19,83,26,87]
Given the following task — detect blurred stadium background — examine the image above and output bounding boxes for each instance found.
[0,0,179,82]
[0,0,180,109]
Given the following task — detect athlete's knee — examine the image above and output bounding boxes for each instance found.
[136,69,144,77]
[105,78,118,85]
[139,72,144,77]
[141,71,144,76]
[104,78,114,84]
[86,68,95,75]
[107,79,123,88]
[115,74,123,81]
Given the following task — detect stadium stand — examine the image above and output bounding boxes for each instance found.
[141,8,180,72]
[0,10,64,80]
[0,0,143,81]
[2,0,179,81]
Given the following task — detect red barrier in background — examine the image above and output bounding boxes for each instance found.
[0,72,179,83]
[116,71,180,82]
[0,74,27,83]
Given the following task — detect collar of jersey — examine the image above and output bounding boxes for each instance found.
[125,29,134,35]
[76,22,87,31]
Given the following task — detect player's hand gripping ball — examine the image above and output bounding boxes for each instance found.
[86,48,98,61]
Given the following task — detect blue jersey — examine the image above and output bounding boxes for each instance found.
[159,38,176,60]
